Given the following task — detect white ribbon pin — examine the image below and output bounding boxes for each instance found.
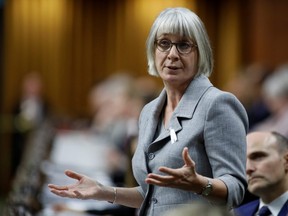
[169,127,178,144]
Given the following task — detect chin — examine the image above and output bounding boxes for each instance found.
[248,184,265,196]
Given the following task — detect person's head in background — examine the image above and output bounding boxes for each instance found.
[88,73,161,129]
[224,63,271,109]
[21,72,44,99]
[88,73,135,129]
[246,131,288,203]
[261,64,288,114]
[163,202,233,216]
[146,7,213,82]
[223,64,272,129]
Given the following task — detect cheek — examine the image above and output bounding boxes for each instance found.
[262,160,286,178]
[155,49,166,60]
[185,55,198,71]
[155,59,161,70]
[155,53,166,70]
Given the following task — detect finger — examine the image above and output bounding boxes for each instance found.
[147,173,175,181]
[158,166,182,177]
[65,169,84,181]
[182,147,195,167]
[145,177,171,186]
[48,184,68,190]
[146,178,165,186]
[50,189,77,198]
[145,174,179,187]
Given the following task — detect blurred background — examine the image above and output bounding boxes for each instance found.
[0,0,288,215]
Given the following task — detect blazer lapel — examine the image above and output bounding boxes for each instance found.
[173,74,213,120]
[167,75,213,145]
[143,89,167,148]
[235,200,260,216]
[278,199,288,216]
[147,75,213,150]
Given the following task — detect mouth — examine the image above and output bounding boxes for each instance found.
[248,176,263,184]
[166,66,179,70]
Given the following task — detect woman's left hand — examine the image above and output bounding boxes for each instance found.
[145,147,204,192]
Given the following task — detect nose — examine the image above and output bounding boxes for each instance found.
[167,44,180,60]
[246,160,255,176]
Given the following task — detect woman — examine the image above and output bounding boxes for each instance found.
[48,7,248,216]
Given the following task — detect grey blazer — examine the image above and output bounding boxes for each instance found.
[132,75,248,216]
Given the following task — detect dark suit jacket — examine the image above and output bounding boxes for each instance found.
[234,199,288,216]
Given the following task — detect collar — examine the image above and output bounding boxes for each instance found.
[145,74,213,148]
[171,74,213,119]
[259,191,288,216]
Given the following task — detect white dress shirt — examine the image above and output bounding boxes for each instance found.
[257,191,288,216]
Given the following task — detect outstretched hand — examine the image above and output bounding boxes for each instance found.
[145,147,202,192]
[48,170,105,200]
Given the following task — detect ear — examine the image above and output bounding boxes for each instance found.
[284,151,288,171]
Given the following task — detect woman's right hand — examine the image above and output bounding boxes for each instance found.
[48,169,108,200]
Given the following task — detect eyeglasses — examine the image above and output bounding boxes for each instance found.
[155,39,197,54]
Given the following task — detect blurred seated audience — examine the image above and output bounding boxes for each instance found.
[39,73,160,216]
[11,71,51,178]
[87,73,137,184]
[251,64,288,137]
[234,131,288,216]
[224,63,271,129]
[5,72,160,215]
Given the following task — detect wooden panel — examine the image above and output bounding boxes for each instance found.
[246,0,288,68]
[3,0,197,118]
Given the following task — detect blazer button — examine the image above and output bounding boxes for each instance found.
[152,197,158,204]
[148,153,155,160]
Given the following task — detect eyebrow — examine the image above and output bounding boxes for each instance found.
[248,151,268,159]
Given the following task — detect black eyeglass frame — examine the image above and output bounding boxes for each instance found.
[155,39,198,54]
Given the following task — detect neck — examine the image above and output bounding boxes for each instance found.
[259,179,288,203]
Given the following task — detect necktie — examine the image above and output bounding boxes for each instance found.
[258,206,271,216]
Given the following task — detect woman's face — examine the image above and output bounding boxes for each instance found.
[155,34,198,87]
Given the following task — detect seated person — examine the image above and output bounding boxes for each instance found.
[234,131,288,216]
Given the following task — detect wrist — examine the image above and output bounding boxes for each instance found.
[108,187,117,204]
[196,178,213,196]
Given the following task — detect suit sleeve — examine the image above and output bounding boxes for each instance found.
[204,90,248,208]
